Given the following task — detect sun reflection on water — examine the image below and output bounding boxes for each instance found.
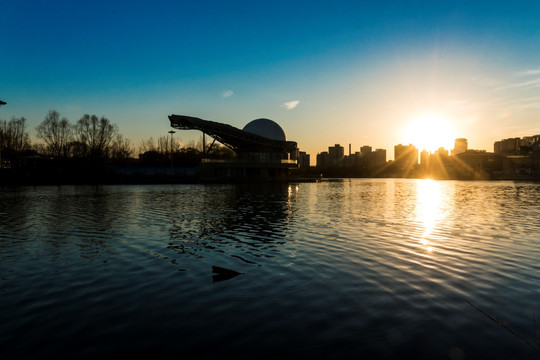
[416,179,444,253]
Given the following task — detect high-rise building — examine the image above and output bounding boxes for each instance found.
[436,147,449,156]
[373,149,386,167]
[494,135,540,155]
[420,149,430,169]
[316,151,329,168]
[394,144,418,164]
[328,144,344,166]
[494,138,520,154]
[298,151,311,168]
[452,138,468,156]
[361,145,372,156]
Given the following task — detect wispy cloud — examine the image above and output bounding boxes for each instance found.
[469,76,500,87]
[465,69,540,115]
[222,90,234,98]
[446,99,471,108]
[281,100,299,110]
[493,77,540,92]
[515,68,540,76]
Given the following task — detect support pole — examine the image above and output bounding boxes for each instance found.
[0,101,6,168]
[203,132,206,156]
[168,130,175,168]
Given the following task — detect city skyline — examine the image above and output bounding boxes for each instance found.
[2,1,540,160]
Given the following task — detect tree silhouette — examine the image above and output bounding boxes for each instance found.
[74,114,118,162]
[36,110,73,158]
[111,134,133,162]
[0,117,31,159]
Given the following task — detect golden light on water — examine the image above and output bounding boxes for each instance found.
[416,179,444,253]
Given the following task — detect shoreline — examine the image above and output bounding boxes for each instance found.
[1,169,538,187]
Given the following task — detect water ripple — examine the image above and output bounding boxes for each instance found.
[1,180,539,359]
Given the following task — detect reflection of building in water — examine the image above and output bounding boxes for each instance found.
[169,115,299,180]
[167,183,297,264]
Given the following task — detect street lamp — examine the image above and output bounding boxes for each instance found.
[168,130,175,168]
[0,101,6,168]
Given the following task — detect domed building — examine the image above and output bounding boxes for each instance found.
[168,114,298,180]
[242,118,287,141]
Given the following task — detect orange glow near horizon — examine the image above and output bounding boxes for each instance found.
[403,113,457,153]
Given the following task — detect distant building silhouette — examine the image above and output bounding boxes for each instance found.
[328,144,345,166]
[361,145,372,156]
[452,138,468,156]
[298,151,310,168]
[419,146,501,180]
[316,151,329,168]
[494,135,540,156]
[492,134,540,179]
[372,148,386,168]
[316,143,387,177]
[436,147,449,156]
[494,137,521,155]
[394,144,418,172]
[420,149,430,171]
[169,115,298,180]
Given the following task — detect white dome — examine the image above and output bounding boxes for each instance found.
[242,118,286,141]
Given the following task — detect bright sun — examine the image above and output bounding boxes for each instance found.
[403,113,457,152]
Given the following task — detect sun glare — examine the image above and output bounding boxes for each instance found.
[416,179,444,254]
[403,113,457,152]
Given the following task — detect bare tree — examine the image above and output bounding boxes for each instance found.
[157,135,170,154]
[36,110,73,158]
[74,114,118,161]
[139,137,158,154]
[184,139,198,151]
[139,135,181,155]
[111,134,133,161]
[0,117,31,159]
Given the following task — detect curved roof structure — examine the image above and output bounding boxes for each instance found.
[169,114,297,153]
[243,118,286,141]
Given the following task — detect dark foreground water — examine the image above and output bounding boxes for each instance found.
[1,179,539,359]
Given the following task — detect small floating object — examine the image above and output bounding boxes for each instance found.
[212,265,242,282]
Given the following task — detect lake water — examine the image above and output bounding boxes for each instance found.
[1,179,539,359]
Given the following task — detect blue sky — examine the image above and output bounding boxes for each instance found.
[2,1,540,160]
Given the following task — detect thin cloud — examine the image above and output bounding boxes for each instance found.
[515,68,540,76]
[493,77,540,92]
[468,76,500,87]
[446,99,471,108]
[222,90,234,98]
[281,100,300,110]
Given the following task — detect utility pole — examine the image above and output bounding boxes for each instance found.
[0,100,6,168]
[168,130,175,168]
[203,132,206,156]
